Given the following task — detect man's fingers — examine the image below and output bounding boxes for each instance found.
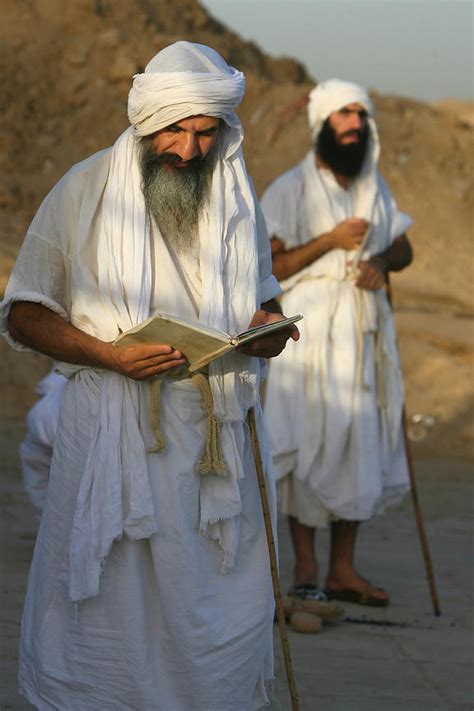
[290,325,300,341]
[112,343,188,379]
[348,218,369,228]
[356,263,385,291]
[240,326,296,357]
[131,357,188,380]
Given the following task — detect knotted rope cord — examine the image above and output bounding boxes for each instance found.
[149,377,165,453]
[353,285,365,390]
[345,218,388,406]
[374,292,387,410]
[191,372,227,476]
[345,256,388,409]
[148,372,226,476]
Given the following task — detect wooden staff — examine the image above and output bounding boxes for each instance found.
[401,407,441,615]
[387,278,441,616]
[247,407,300,711]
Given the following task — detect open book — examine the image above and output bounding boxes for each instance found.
[114,312,303,373]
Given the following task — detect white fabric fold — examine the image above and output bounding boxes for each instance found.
[68,370,157,601]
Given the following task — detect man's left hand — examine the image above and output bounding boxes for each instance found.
[355,258,386,291]
[238,310,300,359]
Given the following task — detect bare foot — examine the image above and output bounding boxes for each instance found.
[294,561,319,587]
[325,566,389,603]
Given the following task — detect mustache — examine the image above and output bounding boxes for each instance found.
[156,152,203,169]
[339,129,364,140]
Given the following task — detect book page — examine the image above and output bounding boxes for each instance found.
[114,313,231,369]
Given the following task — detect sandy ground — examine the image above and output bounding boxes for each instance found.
[0,417,472,711]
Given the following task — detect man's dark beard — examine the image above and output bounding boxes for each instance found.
[139,138,216,252]
[316,118,369,178]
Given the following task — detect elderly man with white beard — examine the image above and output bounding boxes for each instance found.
[262,80,413,608]
[1,42,299,710]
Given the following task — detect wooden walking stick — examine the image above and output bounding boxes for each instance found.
[247,407,300,711]
[386,277,441,616]
[401,407,441,616]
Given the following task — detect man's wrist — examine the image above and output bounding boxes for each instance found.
[318,232,335,251]
[370,254,389,273]
[261,299,283,315]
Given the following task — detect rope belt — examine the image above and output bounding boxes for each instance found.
[149,372,227,476]
[298,270,387,409]
[347,273,386,408]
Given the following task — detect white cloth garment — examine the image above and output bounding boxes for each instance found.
[262,79,412,526]
[19,369,65,516]
[1,42,281,710]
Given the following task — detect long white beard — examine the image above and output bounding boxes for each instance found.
[139,140,214,253]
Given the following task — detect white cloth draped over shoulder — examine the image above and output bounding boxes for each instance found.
[261,79,412,525]
[1,41,280,603]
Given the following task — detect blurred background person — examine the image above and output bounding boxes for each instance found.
[262,79,413,607]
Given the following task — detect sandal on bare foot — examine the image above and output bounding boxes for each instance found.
[324,585,389,607]
[287,584,344,620]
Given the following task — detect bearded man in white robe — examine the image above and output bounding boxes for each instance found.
[1,42,299,710]
[262,79,413,607]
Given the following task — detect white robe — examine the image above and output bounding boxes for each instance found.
[2,149,280,710]
[261,157,412,527]
[19,369,65,516]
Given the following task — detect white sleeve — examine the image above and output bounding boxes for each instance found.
[0,177,75,350]
[260,167,304,249]
[378,174,413,243]
[250,182,282,305]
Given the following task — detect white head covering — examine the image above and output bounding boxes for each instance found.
[305,78,380,222]
[307,78,374,141]
[66,42,265,601]
[128,41,246,137]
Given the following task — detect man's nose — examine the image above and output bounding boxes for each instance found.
[178,134,199,161]
[350,112,363,131]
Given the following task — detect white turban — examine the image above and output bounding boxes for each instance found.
[307,78,375,141]
[306,78,380,220]
[128,41,246,137]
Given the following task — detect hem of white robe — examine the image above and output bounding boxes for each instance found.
[19,673,275,711]
[277,472,410,528]
[253,676,275,710]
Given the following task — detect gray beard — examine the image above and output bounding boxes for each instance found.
[139,138,215,253]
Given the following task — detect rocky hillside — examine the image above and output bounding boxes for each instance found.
[1,0,472,458]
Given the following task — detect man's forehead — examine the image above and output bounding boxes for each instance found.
[168,115,221,130]
[336,102,366,113]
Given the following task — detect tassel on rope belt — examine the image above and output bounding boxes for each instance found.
[149,371,227,476]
